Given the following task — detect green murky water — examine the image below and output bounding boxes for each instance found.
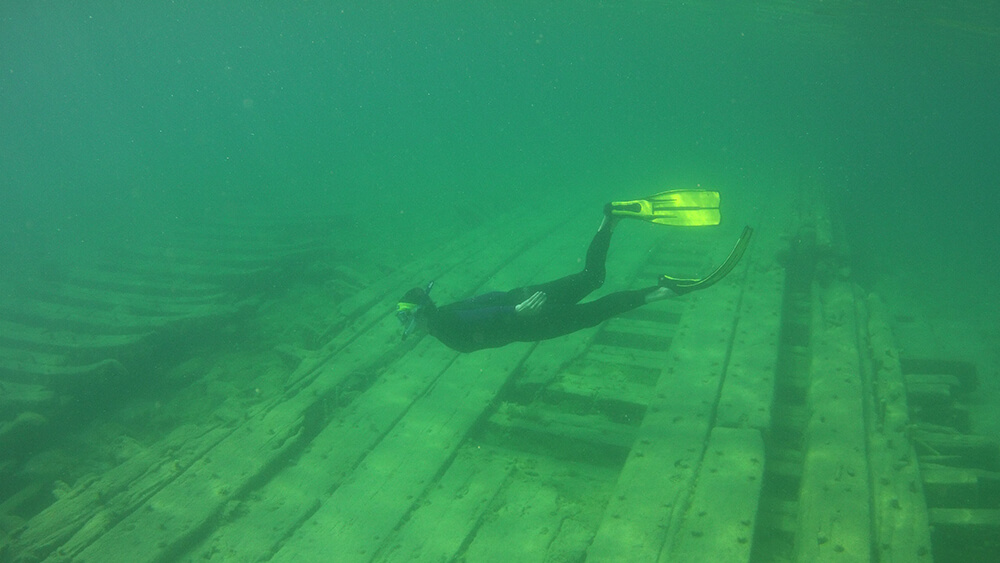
[2,2,998,561]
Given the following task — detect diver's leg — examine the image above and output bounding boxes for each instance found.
[581,215,614,286]
[516,285,660,342]
[507,215,616,305]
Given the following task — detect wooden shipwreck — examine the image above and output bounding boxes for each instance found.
[1,198,996,562]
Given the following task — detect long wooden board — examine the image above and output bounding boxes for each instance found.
[269,343,533,562]
[370,445,512,563]
[863,294,933,562]
[715,227,784,430]
[587,279,743,562]
[795,282,871,561]
[663,427,766,562]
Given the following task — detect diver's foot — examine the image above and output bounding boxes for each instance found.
[644,286,673,303]
[600,204,619,232]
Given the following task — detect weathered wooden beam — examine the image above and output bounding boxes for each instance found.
[587,282,741,562]
[662,427,766,562]
[795,282,871,562]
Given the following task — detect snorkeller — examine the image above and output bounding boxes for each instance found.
[396,190,753,353]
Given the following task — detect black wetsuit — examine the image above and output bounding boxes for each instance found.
[427,225,656,353]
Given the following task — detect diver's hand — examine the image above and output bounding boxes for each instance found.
[515,291,546,316]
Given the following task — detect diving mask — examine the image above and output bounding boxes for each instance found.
[396,301,420,339]
[396,281,434,340]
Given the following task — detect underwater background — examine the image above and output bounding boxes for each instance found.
[2,1,999,562]
[5,1,998,283]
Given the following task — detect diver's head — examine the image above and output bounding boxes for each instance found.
[396,281,435,340]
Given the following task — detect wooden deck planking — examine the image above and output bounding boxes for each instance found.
[662,427,766,562]
[182,338,459,562]
[863,295,933,562]
[8,198,955,563]
[179,210,585,561]
[23,282,234,316]
[0,319,149,351]
[0,298,236,333]
[371,446,512,563]
[794,282,872,562]
[367,220,682,562]
[59,268,222,297]
[460,476,564,562]
[72,398,307,562]
[269,343,535,563]
[547,370,654,410]
[266,210,600,562]
[715,227,784,430]
[14,423,233,562]
[10,210,558,562]
[586,281,742,562]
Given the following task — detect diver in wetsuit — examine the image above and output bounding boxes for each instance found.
[396,192,752,353]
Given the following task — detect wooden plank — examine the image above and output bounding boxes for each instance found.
[62,268,222,297]
[460,477,563,562]
[0,346,68,368]
[906,382,954,406]
[587,283,742,562]
[489,405,637,450]
[904,373,963,390]
[715,248,783,430]
[0,320,149,351]
[900,359,977,394]
[584,344,672,371]
[0,382,52,411]
[591,328,671,353]
[181,338,458,562]
[564,357,662,388]
[10,423,232,562]
[269,342,534,563]
[928,507,1000,526]
[912,430,999,469]
[116,259,274,280]
[121,239,323,267]
[921,464,983,508]
[662,427,766,562]
[863,294,933,562]
[372,446,512,563]
[24,282,231,316]
[72,400,306,562]
[548,370,654,409]
[0,356,124,383]
[601,315,679,339]
[0,299,234,332]
[795,282,871,562]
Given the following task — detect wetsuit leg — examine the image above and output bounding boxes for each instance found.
[515,286,657,342]
[506,224,612,306]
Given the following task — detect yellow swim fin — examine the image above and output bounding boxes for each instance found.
[607,189,721,226]
[659,226,753,295]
